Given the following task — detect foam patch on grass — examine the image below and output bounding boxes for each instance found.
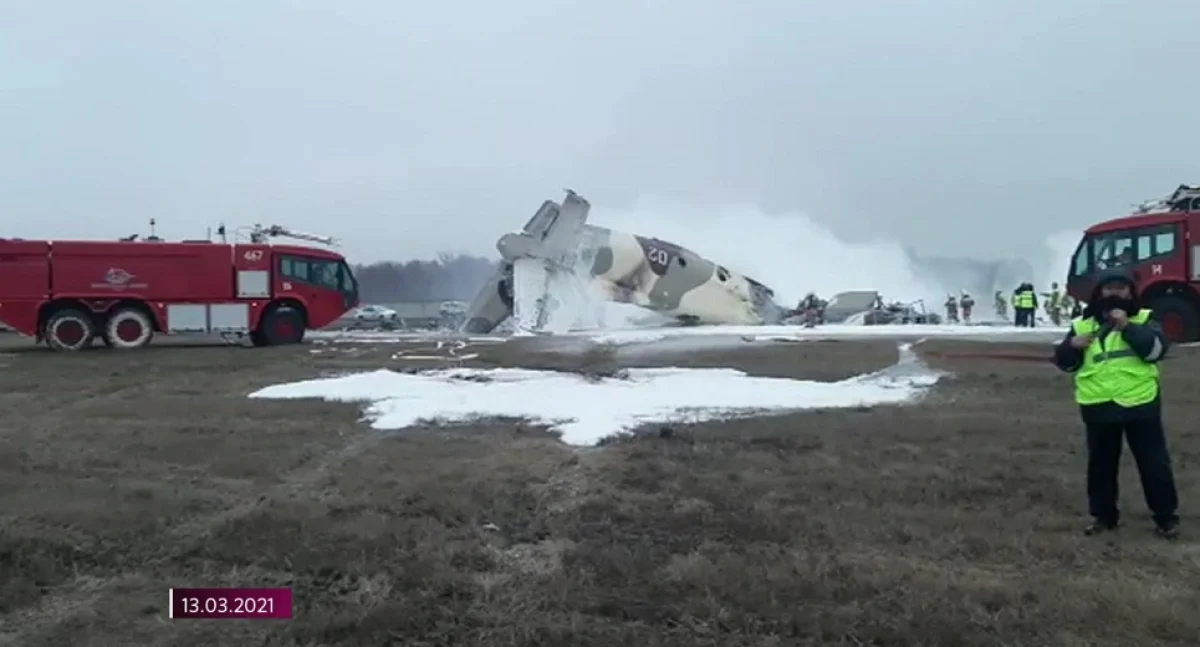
[249,357,942,446]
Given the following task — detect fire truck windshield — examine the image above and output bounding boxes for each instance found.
[1093,232,1136,271]
[338,260,357,296]
[1070,225,1180,278]
[310,262,336,288]
[317,260,358,299]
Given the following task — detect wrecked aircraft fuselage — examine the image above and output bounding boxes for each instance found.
[461,190,783,334]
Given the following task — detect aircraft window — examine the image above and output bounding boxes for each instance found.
[677,257,687,267]
[716,266,729,282]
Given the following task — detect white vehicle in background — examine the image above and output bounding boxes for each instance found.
[351,305,400,327]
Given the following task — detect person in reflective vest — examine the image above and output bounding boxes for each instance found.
[1052,268,1179,538]
[1012,285,1025,326]
[1013,283,1038,327]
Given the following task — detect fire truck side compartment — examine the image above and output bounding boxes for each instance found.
[49,241,233,299]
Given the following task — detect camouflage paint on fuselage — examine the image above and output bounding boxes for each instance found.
[582,227,776,324]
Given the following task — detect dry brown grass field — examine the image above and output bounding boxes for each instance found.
[1,334,1199,646]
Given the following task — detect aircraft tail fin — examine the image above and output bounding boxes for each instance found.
[464,190,595,334]
[499,190,594,334]
[538,190,590,264]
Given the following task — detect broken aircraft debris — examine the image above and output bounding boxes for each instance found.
[460,190,784,334]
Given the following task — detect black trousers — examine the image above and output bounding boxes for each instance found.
[1086,417,1180,526]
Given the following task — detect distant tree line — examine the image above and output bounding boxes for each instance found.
[352,253,499,303]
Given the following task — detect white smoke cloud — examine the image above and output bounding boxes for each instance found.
[591,197,972,310]
[1037,229,1083,290]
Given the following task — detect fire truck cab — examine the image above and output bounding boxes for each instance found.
[0,224,359,351]
[1065,184,1200,343]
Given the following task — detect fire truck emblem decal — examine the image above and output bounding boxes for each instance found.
[105,268,134,285]
[91,267,148,290]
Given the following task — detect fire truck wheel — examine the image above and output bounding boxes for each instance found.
[104,308,155,349]
[1146,295,1199,343]
[44,309,97,352]
[260,307,305,346]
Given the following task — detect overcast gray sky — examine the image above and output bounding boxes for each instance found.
[2,0,1197,263]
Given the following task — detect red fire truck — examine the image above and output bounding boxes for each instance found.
[0,224,359,351]
[1065,184,1200,343]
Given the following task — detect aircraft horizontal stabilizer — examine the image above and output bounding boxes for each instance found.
[498,189,591,268]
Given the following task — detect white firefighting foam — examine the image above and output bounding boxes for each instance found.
[249,357,941,446]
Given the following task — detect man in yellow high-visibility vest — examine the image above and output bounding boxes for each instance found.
[1013,283,1038,327]
[1053,268,1179,538]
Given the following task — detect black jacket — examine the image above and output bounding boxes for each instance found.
[1052,272,1168,423]
[1014,283,1038,309]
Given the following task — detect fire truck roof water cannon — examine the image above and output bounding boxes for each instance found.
[0,220,359,351]
[1065,183,1200,343]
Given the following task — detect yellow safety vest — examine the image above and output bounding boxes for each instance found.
[1071,309,1159,407]
[1015,291,1034,308]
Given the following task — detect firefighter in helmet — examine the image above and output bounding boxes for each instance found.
[960,290,975,324]
[944,294,959,323]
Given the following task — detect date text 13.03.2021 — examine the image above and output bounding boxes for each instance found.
[169,587,292,619]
